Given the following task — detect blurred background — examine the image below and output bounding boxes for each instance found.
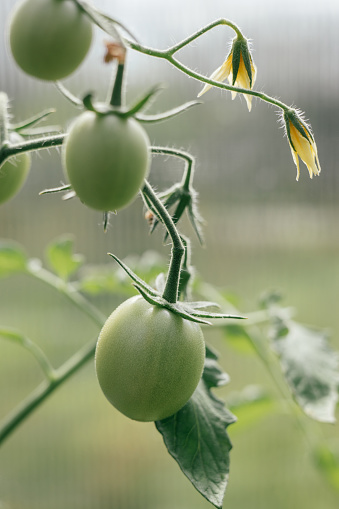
[0,0,339,508]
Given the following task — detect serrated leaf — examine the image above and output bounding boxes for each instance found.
[46,235,84,280]
[0,240,28,277]
[156,346,236,508]
[314,442,339,491]
[222,324,254,354]
[272,321,339,423]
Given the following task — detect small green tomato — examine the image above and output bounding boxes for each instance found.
[62,111,150,211]
[8,0,93,81]
[95,296,205,422]
[0,134,31,205]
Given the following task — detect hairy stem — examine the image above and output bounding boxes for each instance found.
[0,133,65,166]
[151,146,194,190]
[142,181,184,303]
[126,19,288,112]
[166,18,242,54]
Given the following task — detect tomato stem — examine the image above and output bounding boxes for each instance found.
[142,181,185,304]
[110,63,125,107]
[0,133,65,167]
[125,19,288,112]
[0,339,97,446]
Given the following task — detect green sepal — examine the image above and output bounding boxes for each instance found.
[285,109,313,146]
[283,112,297,152]
[133,283,211,325]
[187,194,204,245]
[39,184,72,196]
[182,300,220,310]
[136,100,201,124]
[108,253,158,297]
[55,81,83,108]
[181,304,246,321]
[124,84,164,117]
[10,109,56,131]
[240,40,253,87]
[82,94,114,116]
[149,183,204,244]
[231,38,242,85]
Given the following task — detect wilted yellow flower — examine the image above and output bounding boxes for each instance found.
[198,36,256,111]
[284,110,321,181]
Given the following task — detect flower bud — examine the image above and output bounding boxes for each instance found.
[283,109,321,180]
[198,36,256,111]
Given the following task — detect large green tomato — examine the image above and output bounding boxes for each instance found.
[9,0,93,81]
[0,134,31,205]
[63,112,150,211]
[95,296,205,422]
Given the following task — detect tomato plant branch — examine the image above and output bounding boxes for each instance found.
[166,18,243,54]
[125,19,288,112]
[0,338,97,446]
[142,181,185,303]
[0,261,109,446]
[0,133,65,166]
[151,146,194,190]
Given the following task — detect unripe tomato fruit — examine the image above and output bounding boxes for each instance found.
[8,0,93,81]
[95,296,205,422]
[0,134,31,205]
[63,112,150,211]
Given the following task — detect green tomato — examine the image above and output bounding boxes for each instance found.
[95,296,205,422]
[63,112,150,211]
[0,134,31,205]
[8,0,92,81]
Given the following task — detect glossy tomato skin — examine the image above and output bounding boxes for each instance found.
[0,134,31,205]
[95,296,205,422]
[63,112,150,211]
[9,0,92,81]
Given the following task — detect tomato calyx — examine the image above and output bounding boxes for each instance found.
[108,252,246,325]
[82,85,164,120]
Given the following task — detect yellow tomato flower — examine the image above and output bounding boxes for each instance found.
[198,36,256,111]
[284,110,321,181]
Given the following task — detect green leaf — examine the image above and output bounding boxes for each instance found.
[271,321,339,423]
[136,100,201,123]
[222,324,254,354]
[0,240,28,277]
[46,235,84,281]
[314,442,339,491]
[156,346,236,508]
